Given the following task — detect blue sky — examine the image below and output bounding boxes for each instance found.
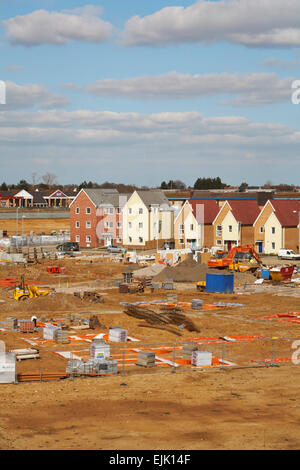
[1,0,300,186]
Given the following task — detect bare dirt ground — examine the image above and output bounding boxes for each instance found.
[1,254,300,450]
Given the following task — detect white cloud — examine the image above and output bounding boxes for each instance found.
[3,81,70,109]
[121,0,300,48]
[3,6,114,46]
[261,57,300,69]
[79,71,294,106]
[1,108,299,185]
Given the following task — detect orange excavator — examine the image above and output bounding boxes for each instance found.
[207,245,261,272]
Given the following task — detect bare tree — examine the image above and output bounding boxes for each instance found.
[41,173,57,186]
[31,172,38,186]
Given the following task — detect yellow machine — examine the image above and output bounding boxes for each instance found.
[196,281,206,292]
[13,276,53,301]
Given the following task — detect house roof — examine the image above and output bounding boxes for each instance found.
[82,189,119,207]
[188,199,219,224]
[226,200,261,225]
[32,192,47,204]
[136,190,169,207]
[270,200,300,227]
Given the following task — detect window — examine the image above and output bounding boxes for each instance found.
[86,207,91,214]
[117,207,121,214]
[260,226,264,233]
[229,225,232,233]
[272,242,276,250]
[128,222,132,229]
[117,222,121,228]
[216,225,222,236]
[75,207,80,214]
[117,237,122,243]
[190,224,194,231]
[139,208,143,214]
[86,221,91,229]
[86,236,91,243]
[76,235,80,242]
[129,236,132,243]
[272,227,275,234]
[179,238,184,244]
[179,224,184,234]
[104,207,113,215]
[75,221,80,228]
[139,237,143,243]
[129,208,132,214]
[139,222,143,229]
[217,240,222,245]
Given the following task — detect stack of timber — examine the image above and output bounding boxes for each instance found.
[124,304,200,336]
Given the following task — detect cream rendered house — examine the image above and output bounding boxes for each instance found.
[174,199,219,249]
[253,199,300,254]
[122,190,174,249]
[213,200,260,250]
[174,201,201,249]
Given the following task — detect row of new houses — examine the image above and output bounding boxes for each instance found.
[69,188,300,255]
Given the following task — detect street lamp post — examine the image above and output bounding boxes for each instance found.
[16,207,19,236]
[22,216,25,236]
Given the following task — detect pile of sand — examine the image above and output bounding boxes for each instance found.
[152,258,255,283]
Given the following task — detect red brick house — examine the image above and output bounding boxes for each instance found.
[69,189,129,248]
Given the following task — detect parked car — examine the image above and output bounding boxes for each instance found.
[106,245,126,253]
[56,242,80,253]
[277,249,300,260]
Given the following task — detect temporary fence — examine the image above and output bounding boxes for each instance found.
[10,335,300,383]
[10,234,70,247]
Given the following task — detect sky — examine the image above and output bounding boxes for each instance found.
[1,0,300,187]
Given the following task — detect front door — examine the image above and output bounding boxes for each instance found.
[257,241,263,254]
[227,241,232,251]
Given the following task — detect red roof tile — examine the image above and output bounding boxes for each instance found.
[227,200,261,225]
[270,200,300,227]
[188,199,220,224]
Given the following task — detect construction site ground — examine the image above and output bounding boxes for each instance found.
[1,253,300,450]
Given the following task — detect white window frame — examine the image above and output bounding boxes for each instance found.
[129,236,132,243]
[179,224,184,235]
[117,222,122,228]
[272,242,276,250]
[139,222,143,229]
[229,225,232,233]
[75,221,80,228]
[86,207,91,214]
[128,208,132,214]
[272,227,275,234]
[75,207,80,214]
[217,239,222,246]
[75,235,80,242]
[128,222,132,229]
[139,237,143,243]
[190,224,194,231]
[216,225,222,236]
[179,238,184,244]
[139,208,143,214]
[86,221,91,229]
[86,235,91,243]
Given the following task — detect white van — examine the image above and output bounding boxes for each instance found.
[278,249,300,260]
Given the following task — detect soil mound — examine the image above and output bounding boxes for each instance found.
[153,258,255,283]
